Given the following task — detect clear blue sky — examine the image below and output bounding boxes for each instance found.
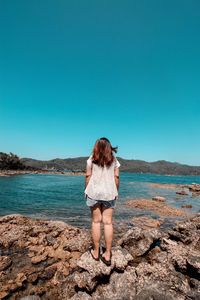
[0,0,200,165]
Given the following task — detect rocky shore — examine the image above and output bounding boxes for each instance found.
[0,213,200,299]
[126,199,188,217]
[0,170,85,177]
[147,182,200,198]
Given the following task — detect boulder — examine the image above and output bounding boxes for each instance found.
[74,246,133,291]
[188,183,200,192]
[92,266,137,299]
[116,227,162,257]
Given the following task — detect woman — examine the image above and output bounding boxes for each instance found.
[84,137,120,266]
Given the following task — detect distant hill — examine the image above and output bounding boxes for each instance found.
[21,156,200,175]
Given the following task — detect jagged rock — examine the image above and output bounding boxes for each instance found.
[186,256,200,276]
[0,255,12,271]
[187,183,200,192]
[135,262,190,299]
[159,214,200,287]
[74,246,133,291]
[44,234,57,246]
[0,214,91,300]
[134,285,179,300]
[166,215,200,245]
[0,213,200,300]
[62,232,90,252]
[31,253,48,264]
[38,263,58,280]
[78,246,133,273]
[69,292,92,299]
[152,196,166,202]
[116,227,162,257]
[92,266,137,299]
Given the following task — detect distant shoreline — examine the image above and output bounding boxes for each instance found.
[0,169,85,177]
[1,169,200,177]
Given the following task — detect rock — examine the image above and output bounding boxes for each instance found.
[38,263,57,280]
[73,246,133,292]
[126,199,187,217]
[31,253,48,264]
[152,196,166,202]
[130,216,163,229]
[0,256,12,271]
[69,292,92,299]
[191,191,200,198]
[78,246,133,273]
[188,183,200,192]
[92,266,137,299]
[16,272,27,285]
[165,215,200,245]
[135,262,190,299]
[134,287,175,300]
[159,214,200,284]
[0,214,91,300]
[45,234,57,246]
[0,291,10,299]
[116,227,161,257]
[181,204,192,208]
[186,255,200,276]
[176,189,188,195]
[0,213,200,300]
[147,183,185,190]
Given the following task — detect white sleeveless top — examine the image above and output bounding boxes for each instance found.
[84,154,121,201]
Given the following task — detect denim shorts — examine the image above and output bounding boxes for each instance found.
[86,195,116,208]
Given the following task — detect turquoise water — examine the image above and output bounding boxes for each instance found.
[0,173,200,230]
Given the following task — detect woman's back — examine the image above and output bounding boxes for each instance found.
[84,154,120,200]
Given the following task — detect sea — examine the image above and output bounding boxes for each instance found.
[0,173,200,232]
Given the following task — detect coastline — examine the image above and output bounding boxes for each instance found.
[0,213,199,299]
[0,169,85,177]
[1,171,200,298]
[1,169,200,177]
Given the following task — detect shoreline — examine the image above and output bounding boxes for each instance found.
[0,213,199,299]
[1,169,200,177]
[0,169,85,177]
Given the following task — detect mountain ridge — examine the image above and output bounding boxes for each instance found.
[21,156,200,175]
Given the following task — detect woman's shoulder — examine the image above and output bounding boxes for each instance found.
[113,155,120,169]
[86,153,93,168]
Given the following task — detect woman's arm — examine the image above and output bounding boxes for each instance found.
[114,167,120,200]
[85,164,92,198]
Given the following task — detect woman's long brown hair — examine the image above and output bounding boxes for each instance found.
[91,137,118,167]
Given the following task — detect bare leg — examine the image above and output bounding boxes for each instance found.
[90,204,102,259]
[102,206,114,261]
